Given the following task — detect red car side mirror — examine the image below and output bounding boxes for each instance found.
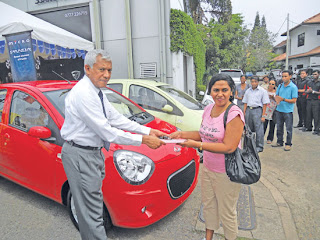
[28,126,51,139]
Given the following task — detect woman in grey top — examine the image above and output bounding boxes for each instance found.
[235,75,250,111]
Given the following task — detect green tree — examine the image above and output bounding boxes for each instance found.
[261,15,266,28]
[184,0,232,24]
[244,13,276,73]
[198,14,248,84]
[253,12,260,30]
[204,0,232,23]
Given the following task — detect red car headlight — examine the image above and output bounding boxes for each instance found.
[113,150,155,185]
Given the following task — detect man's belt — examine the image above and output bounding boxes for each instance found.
[67,141,101,151]
[248,106,262,109]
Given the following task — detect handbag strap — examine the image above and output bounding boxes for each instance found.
[223,103,235,129]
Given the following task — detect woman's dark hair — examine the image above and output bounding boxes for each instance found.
[269,78,277,88]
[207,73,235,102]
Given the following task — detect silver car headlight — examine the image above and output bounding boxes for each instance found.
[113,150,155,185]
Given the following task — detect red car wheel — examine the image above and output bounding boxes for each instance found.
[67,190,112,231]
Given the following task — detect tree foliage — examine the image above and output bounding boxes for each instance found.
[253,12,260,30]
[244,12,276,73]
[198,14,248,83]
[184,0,232,24]
[170,9,206,92]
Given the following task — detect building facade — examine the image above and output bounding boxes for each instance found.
[273,13,320,70]
[0,0,197,97]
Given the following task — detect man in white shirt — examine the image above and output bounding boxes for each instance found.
[243,76,270,153]
[61,49,167,240]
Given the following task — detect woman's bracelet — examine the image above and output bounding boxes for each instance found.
[199,142,203,151]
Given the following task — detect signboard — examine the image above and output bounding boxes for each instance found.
[34,6,92,41]
[5,31,37,82]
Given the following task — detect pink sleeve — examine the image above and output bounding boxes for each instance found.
[226,105,245,125]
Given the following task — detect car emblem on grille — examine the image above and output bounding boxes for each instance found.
[174,146,181,152]
[71,70,81,80]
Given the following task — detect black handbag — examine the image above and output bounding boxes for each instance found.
[223,103,261,185]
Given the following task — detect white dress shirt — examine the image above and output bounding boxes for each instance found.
[242,86,270,107]
[61,75,151,147]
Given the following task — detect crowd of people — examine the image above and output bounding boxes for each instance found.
[294,69,320,135]
[234,69,319,153]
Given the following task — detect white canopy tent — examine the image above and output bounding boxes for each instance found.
[0,2,94,63]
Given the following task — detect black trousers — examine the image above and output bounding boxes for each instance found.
[306,99,320,131]
[296,96,307,126]
[264,119,275,141]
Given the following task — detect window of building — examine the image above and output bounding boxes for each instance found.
[298,33,305,47]
[297,64,303,69]
[317,30,320,35]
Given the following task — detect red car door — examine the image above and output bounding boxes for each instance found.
[0,89,61,199]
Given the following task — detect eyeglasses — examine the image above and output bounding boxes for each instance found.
[312,74,318,75]
[269,83,275,85]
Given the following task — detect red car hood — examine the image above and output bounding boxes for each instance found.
[105,116,197,164]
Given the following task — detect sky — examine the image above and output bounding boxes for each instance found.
[231,0,320,44]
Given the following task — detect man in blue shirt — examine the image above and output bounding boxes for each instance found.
[272,70,298,151]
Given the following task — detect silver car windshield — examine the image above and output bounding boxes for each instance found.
[43,88,152,124]
[157,85,203,110]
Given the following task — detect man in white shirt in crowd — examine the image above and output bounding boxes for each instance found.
[243,76,270,153]
[60,49,167,240]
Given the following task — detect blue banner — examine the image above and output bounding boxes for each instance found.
[50,44,56,56]
[32,39,37,52]
[5,31,37,82]
[61,47,66,58]
[0,40,5,54]
[37,40,44,53]
[44,42,50,55]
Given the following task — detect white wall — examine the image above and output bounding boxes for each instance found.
[171,51,196,98]
[99,0,128,79]
[290,24,320,56]
[289,57,310,70]
[171,51,184,89]
[186,55,196,97]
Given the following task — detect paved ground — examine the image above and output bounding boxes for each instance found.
[0,109,319,240]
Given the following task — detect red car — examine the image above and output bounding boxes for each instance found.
[0,80,200,230]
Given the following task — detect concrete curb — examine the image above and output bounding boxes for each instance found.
[259,176,299,240]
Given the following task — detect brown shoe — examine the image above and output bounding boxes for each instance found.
[284,145,291,151]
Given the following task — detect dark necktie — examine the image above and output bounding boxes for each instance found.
[98,90,110,151]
